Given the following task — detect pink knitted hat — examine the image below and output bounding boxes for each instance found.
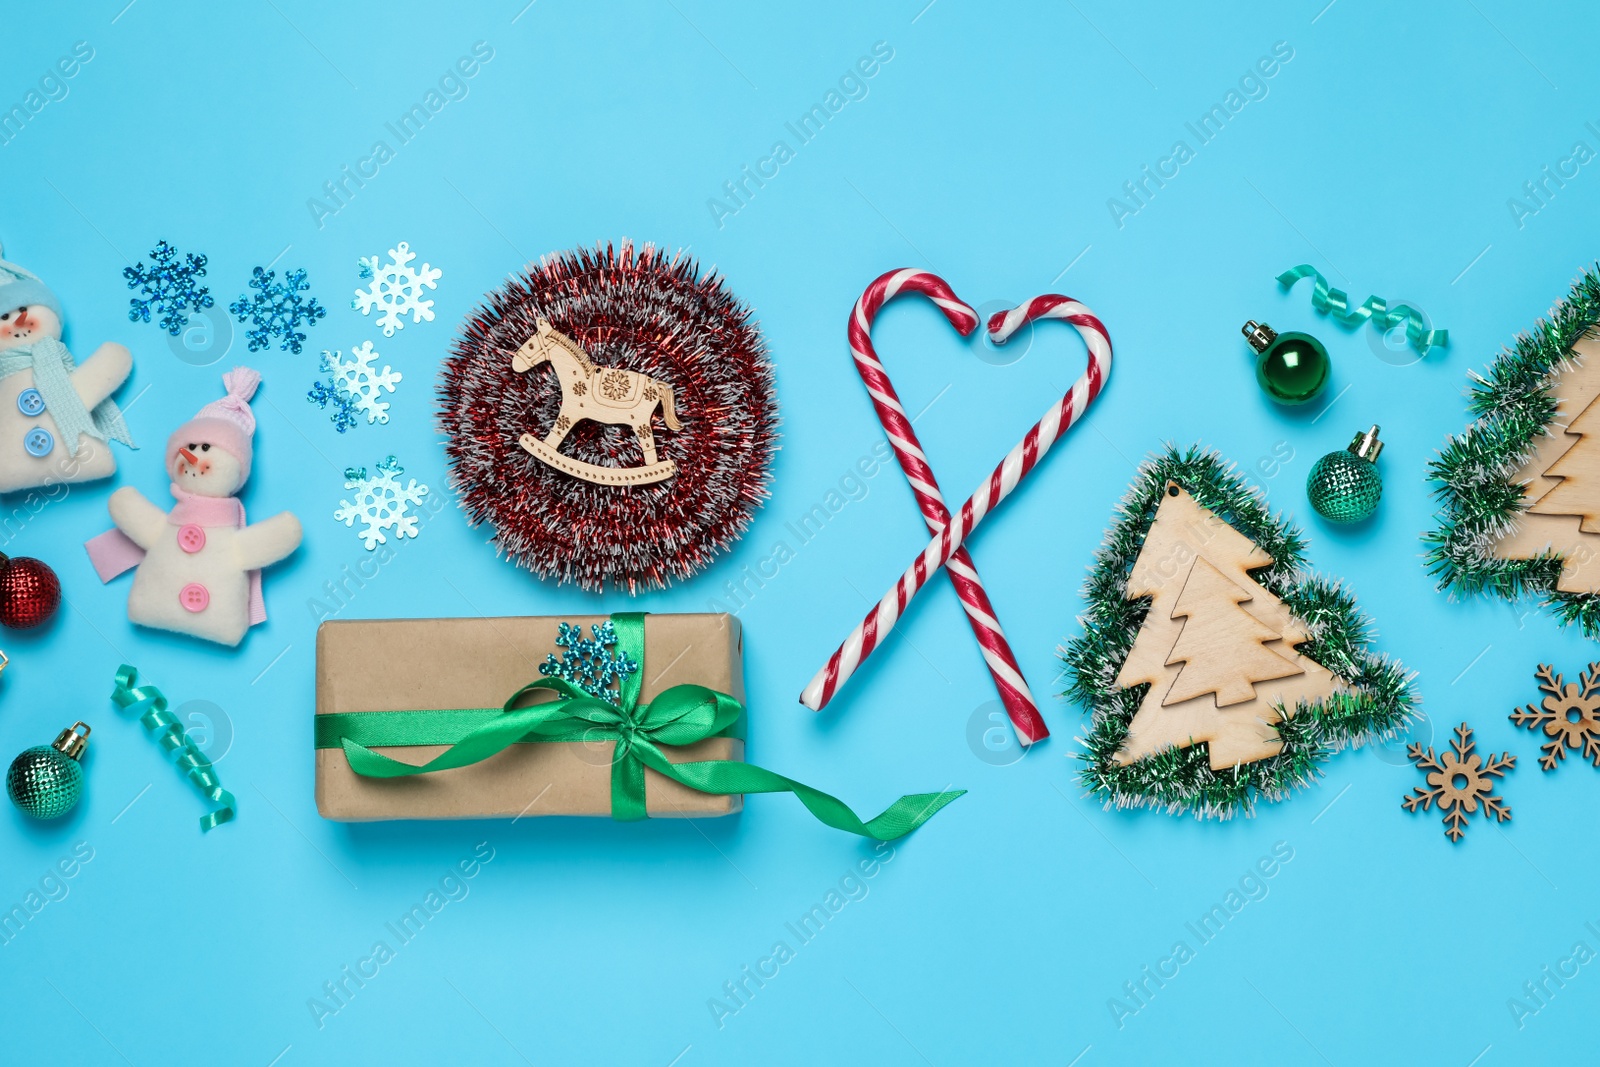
[166,367,262,483]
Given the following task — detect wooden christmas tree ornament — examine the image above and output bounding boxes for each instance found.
[1427,268,1600,636]
[1113,482,1342,770]
[1492,336,1600,592]
[1510,663,1600,771]
[1402,723,1514,842]
[1065,446,1418,818]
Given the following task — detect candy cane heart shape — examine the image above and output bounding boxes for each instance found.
[799,291,1112,719]
[832,268,1048,746]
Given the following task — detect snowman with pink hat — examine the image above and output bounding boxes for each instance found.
[86,367,302,646]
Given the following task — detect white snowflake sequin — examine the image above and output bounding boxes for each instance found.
[309,342,402,430]
[352,241,441,337]
[335,456,430,550]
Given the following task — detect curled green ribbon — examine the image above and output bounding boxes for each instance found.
[316,613,964,840]
[111,666,237,832]
[1276,264,1448,354]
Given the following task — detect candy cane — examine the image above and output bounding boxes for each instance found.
[829,269,1047,745]
[800,290,1112,719]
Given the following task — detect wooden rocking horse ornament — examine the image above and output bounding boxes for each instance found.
[512,319,682,486]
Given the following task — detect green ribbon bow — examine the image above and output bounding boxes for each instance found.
[111,665,236,832]
[1276,263,1448,355]
[316,613,964,840]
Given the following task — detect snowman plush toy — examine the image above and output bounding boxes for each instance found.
[0,244,134,493]
[86,368,302,646]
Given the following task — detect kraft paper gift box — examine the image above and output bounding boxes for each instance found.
[315,613,744,821]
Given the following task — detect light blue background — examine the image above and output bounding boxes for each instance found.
[2,1,1596,1064]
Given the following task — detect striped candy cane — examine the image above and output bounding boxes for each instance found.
[831,269,1047,745]
[800,290,1112,719]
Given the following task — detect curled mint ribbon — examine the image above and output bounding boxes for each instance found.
[317,613,964,840]
[111,665,236,832]
[1277,264,1448,355]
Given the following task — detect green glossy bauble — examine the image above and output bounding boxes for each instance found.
[1242,321,1332,405]
[1308,450,1382,523]
[1256,331,1330,404]
[7,738,86,820]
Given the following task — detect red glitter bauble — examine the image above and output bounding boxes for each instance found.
[439,242,778,592]
[0,555,61,629]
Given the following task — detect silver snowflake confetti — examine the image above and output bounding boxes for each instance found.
[539,621,639,698]
[335,455,429,550]
[124,240,214,336]
[307,342,402,432]
[230,266,327,354]
[353,241,441,337]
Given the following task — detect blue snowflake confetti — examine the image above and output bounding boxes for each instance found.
[229,266,327,354]
[307,378,358,432]
[124,240,214,336]
[539,621,639,698]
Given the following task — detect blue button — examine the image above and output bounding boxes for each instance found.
[15,389,43,417]
[23,428,52,457]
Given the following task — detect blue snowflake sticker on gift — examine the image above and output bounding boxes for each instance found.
[230,265,327,353]
[124,240,214,336]
[539,622,639,698]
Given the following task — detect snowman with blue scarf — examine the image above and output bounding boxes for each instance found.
[0,243,134,493]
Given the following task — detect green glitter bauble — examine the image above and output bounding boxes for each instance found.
[1308,450,1382,523]
[6,745,84,819]
[1255,331,1330,405]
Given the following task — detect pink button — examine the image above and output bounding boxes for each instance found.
[177,524,206,553]
[179,583,210,612]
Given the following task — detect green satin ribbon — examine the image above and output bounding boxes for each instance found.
[111,665,236,832]
[316,613,964,840]
[1276,264,1448,354]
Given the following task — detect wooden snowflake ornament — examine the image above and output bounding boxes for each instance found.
[1402,723,1515,842]
[1510,663,1600,771]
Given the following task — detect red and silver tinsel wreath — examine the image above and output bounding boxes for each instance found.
[438,241,778,592]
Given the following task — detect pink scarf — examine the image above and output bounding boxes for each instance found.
[85,484,267,626]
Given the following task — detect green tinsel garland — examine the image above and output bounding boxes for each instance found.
[1424,264,1600,636]
[1061,445,1418,819]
